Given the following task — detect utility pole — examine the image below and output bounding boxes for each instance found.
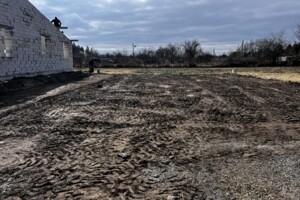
[132,43,137,56]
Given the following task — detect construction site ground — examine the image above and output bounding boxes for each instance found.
[0,73,299,199]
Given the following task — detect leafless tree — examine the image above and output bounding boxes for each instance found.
[256,31,286,65]
[294,24,300,41]
[137,48,156,66]
[156,47,169,64]
[182,40,201,65]
[166,43,181,64]
[235,40,257,57]
[155,43,181,64]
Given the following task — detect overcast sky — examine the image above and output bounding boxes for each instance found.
[29,0,300,54]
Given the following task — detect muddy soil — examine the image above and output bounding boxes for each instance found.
[0,74,299,199]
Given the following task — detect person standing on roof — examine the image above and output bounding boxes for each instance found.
[51,17,61,28]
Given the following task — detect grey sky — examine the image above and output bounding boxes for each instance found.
[29,0,300,54]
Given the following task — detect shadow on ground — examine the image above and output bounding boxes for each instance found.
[0,72,88,108]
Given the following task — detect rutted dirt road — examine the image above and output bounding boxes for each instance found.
[0,74,299,199]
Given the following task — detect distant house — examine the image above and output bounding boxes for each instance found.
[277,56,295,66]
[0,0,73,81]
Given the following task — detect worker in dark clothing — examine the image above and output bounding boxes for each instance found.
[51,17,61,28]
[88,59,95,75]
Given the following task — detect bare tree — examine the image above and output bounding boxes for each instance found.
[294,24,300,42]
[256,31,286,65]
[235,40,257,57]
[137,48,156,66]
[182,40,201,65]
[155,43,181,64]
[156,47,169,64]
[166,43,181,64]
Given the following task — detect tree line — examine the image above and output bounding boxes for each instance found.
[228,31,300,67]
[72,24,300,68]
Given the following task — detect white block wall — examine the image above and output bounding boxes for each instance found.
[0,0,73,81]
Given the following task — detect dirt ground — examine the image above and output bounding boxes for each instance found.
[0,74,299,199]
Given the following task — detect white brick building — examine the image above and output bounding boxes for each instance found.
[0,0,73,81]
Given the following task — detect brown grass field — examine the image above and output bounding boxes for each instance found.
[97,67,300,82]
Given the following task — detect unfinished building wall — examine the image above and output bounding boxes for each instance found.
[0,0,73,81]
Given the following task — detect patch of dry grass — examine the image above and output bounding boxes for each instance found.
[100,68,138,74]
[80,67,300,82]
[238,72,300,83]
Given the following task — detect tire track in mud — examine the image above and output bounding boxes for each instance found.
[0,74,299,199]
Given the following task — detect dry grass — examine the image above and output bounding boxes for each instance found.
[81,67,300,82]
[238,72,300,83]
[100,68,138,74]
